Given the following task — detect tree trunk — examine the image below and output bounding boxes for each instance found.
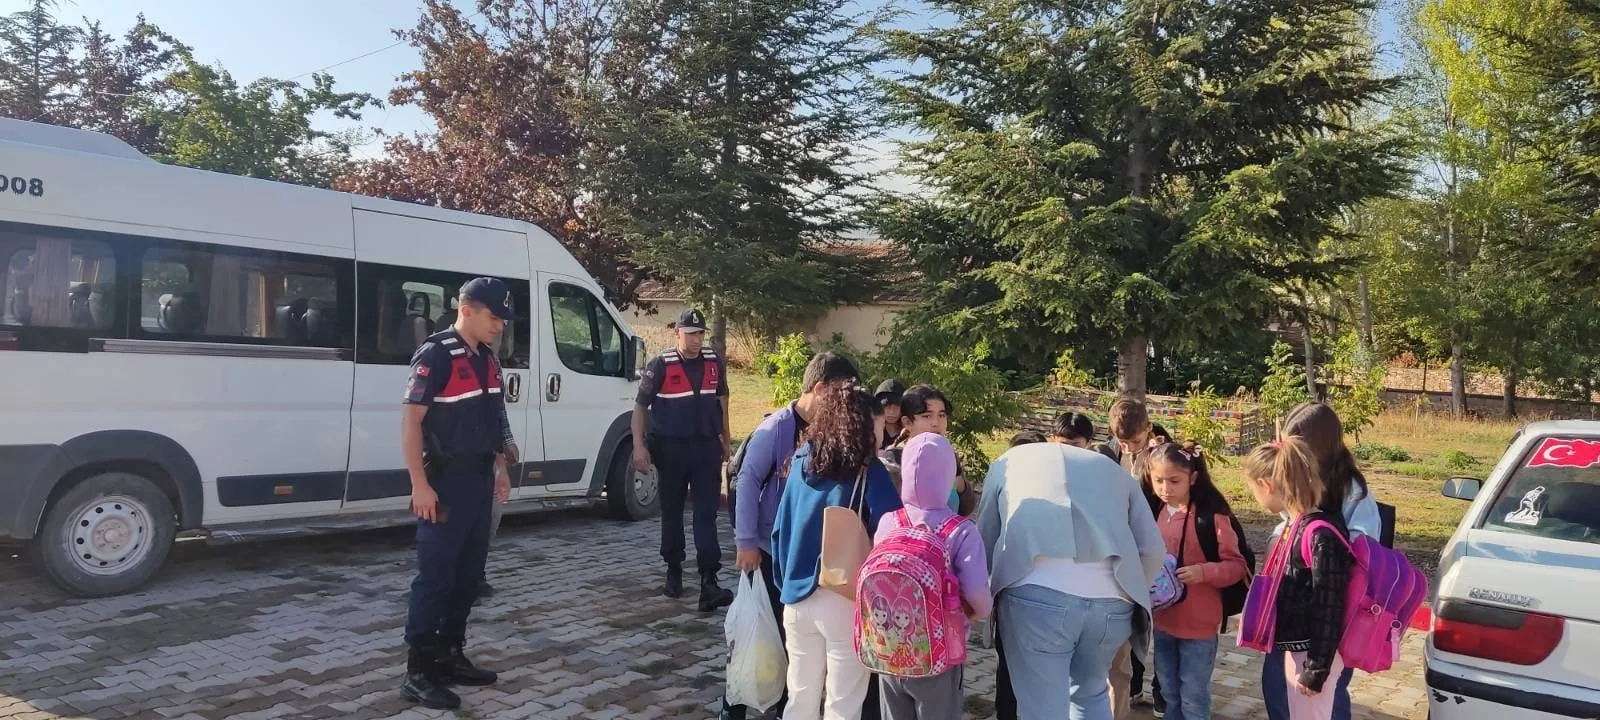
[1358,274,1374,350]
[1502,364,1519,419]
[710,299,729,360]
[1450,344,1467,418]
[1444,102,1464,419]
[1421,360,1430,411]
[1117,334,1149,402]
[710,49,740,365]
[1300,313,1317,399]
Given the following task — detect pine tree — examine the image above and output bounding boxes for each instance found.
[885,0,1411,399]
[0,0,81,124]
[588,0,889,354]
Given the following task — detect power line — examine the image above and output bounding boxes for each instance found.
[286,38,410,82]
[285,7,485,82]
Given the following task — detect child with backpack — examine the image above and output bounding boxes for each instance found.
[1242,438,1354,720]
[856,433,991,720]
[1141,443,1250,720]
[1262,402,1385,720]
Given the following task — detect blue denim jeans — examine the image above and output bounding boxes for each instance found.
[1152,631,1218,720]
[1261,647,1353,720]
[998,585,1134,720]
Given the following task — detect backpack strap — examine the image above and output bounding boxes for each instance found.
[762,409,804,492]
[1194,511,1221,564]
[935,513,967,539]
[1297,518,1356,568]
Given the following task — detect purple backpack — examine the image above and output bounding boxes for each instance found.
[1236,518,1427,673]
[1297,519,1428,673]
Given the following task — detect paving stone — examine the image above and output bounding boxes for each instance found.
[0,507,1430,719]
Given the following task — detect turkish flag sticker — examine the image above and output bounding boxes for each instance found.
[1526,437,1600,468]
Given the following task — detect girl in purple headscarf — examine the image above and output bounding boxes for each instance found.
[870,433,992,720]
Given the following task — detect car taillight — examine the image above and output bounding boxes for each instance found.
[1433,600,1565,665]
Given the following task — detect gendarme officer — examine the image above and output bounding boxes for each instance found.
[632,308,735,612]
[400,278,515,710]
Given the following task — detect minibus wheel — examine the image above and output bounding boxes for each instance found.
[606,442,659,521]
[32,471,176,597]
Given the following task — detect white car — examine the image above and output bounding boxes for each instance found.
[1427,420,1600,719]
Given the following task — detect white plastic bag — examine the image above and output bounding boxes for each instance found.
[724,572,787,712]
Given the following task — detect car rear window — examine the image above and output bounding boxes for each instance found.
[1482,437,1600,543]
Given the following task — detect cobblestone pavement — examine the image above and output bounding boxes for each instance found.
[0,507,1428,720]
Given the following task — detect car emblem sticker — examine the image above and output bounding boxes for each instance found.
[1468,587,1536,608]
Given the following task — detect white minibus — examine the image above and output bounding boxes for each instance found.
[0,119,656,597]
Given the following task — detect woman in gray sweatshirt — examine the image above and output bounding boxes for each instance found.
[978,443,1166,720]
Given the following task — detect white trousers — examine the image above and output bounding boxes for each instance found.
[782,589,870,720]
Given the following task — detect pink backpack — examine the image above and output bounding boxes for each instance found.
[854,511,968,678]
[1297,518,1428,673]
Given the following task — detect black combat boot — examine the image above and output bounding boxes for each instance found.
[400,643,461,710]
[437,643,498,686]
[663,564,684,599]
[698,576,733,613]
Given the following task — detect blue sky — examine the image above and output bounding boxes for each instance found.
[70,0,1408,165]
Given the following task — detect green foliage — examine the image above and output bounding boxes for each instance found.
[0,2,372,189]
[756,323,1022,478]
[1326,333,1386,441]
[587,0,891,340]
[1441,449,1477,471]
[1258,341,1312,427]
[762,333,814,406]
[148,53,376,188]
[1353,443,1412,463]
[0,0,80,125]
[864,319,1025,479]
[881,0,1411,397]
[1174,386,1232,461]
[1050,350,1095,389]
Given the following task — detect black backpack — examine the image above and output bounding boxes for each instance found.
[1194,511,1256,618]
[725,410,800,530]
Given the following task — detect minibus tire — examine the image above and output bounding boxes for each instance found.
[606,443,659,521]
[32,472,176,598]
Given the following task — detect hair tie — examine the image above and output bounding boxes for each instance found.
[1271,439,1283,448]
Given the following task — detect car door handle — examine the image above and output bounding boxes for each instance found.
[546,373,561,402]
[506,374,523,403]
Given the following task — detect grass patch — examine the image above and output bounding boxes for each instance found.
[728,370,776,445]
[1354,442,1411,463]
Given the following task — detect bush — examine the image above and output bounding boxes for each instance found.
[1353,442,1411,463]
[1325,333,1385,442]
[1258,340,1311,427]
[761,333,813,406]
[1441,450,1477,471]
[1175,385,1233,461]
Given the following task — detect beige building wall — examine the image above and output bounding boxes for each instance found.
[625,299,907,367]
[805,302,909,353]
[626,299,687,362]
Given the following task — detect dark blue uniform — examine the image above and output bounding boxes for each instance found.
[637,346,729,591]
[403,328,506,648]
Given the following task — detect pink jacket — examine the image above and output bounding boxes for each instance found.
[1152,507,1249,640]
